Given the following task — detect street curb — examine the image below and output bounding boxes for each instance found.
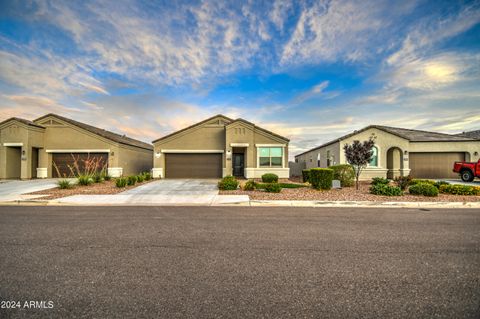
[1,199,480,208]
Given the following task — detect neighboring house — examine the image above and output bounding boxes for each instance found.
[0,114,153,179]
[295,125,480,179]
[152,115,289,179]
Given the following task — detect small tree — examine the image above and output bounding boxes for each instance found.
[343,138,375,190]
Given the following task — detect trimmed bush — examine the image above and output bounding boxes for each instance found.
[127,175,137,186]
[309,168,334,190]
[77,175,94,186]
[371,177,390,186]
[409,183,439,197]
[439,184,480,196]
[115,177,128,188]
[433,181,449,189]
[243,180,257,191]
[103,174,112,181]
[264,183,282,193]
[218,175,239,190]
[302,169,311,183]
[410,179,436,186]
[262,173,278,183]
[330,164,354,187]
[256,183,306,189]
[143,172,152,181]
[136,174,145,183]
[369,184,403,196]
[393,175,412,190]
[58,179,73,189]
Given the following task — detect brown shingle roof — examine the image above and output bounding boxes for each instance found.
[34,114,153,150]
[0,117,45,129]
[456,129,480,140]
[295,125,478,157]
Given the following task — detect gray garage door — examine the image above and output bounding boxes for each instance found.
[165,153,222,178]
[409,152,465,179]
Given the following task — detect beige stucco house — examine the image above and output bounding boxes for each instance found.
[0,114,152,179]
[152,115,290,179]
[295,125,480,180]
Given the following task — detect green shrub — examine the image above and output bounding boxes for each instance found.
[369,184,403,196]
[371,177,390,186]
[218,175,239,190]
[103,173,112,181]
[127,175,137,186]
[262,173,278,183]
[302,169,311,183]
[309,168,334,190]
[410,179,436,186]
[93,173,105,183]
[58,179,73,189]
[143,172,152,181]
[243,180,257,191]
[393,175,412,190]
[409,183,439,197]
[330,164,354,187]
[433,181,449,189]
[77,175,94,186]
[115,177,128,188]
[439,184,480,196]
[136,174,145,183]
[264,183,282,193]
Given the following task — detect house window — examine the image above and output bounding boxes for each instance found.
[317,153,320,167]
[259,147,283,167]
[369,146,378,167]
[326,150,331,167]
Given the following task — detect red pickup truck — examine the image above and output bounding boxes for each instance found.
[453,159,480,182]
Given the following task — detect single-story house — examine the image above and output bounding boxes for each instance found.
[152,114,290,179]
[0,114,153,179]
[295,125,480,179]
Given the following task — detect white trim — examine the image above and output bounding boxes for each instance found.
[230,143,249,147]
[46,149,110,153]
[3,143,23,147]
[160,149,224,153]
[256,145,285,168]
[255,144,286,147]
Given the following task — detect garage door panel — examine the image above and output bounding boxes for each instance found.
[409,152,465,179]
[165,153,222,178]
[52,153,108,178]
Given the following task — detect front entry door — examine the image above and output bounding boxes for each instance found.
[232,153,244,177]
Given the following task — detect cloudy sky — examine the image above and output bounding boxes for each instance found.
[1,0,479,156]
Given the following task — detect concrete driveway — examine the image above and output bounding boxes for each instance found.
[0,179,59,201]
[55,179,248,205]
[121,179,219,195]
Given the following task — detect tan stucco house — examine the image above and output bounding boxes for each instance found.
[295,125,480,180]
[0,114,152,179]
[152,115,290,179]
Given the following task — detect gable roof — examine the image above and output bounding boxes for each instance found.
[152,114,234,143]
[227,118,290,142]
[152,114,290,144]
[34,114,153,150]
[456,129,480,140]
[295,125,478,157]
[0,117,45,129]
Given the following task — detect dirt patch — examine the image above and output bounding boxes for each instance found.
[220,181,480,202]
[27,179,154,200]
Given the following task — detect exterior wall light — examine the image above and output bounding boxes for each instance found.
[404,150,408,155]
[475,151,479,156]
[155,152,161,158]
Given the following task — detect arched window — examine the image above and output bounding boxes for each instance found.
[317,153,321,167]
[369,146,378,167]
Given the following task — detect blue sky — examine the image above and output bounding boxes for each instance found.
[0,0,479,156]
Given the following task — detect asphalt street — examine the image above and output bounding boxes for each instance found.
[0,206,479,318]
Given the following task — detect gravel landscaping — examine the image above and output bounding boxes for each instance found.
[220,180,480,202]
[27,179,154,200]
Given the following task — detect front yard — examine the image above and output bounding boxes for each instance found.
[220,179,480,202]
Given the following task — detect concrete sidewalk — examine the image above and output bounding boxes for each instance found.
[0,179,61,201]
